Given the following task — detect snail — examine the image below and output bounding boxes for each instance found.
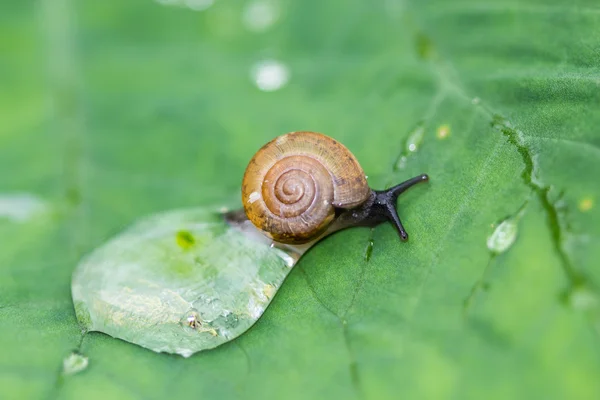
[235,131,428,244]
[71,131,428,357]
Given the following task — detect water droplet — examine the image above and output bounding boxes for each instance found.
[395,156,408,170]
[436,124,450,140]
[471,97,481,105]
[251,59,290,92]
[0,193,48,223]
[406,124,425,153]
[578,197,594,212]
[243,0,280,32]
[62,352,88,375]
[394,123,425,170]
[486,217,519,254]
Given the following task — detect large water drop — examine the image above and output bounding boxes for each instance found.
[71,208,303,357]
[487,218,519,254]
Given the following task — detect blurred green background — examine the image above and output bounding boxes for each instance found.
[1,0,599,399]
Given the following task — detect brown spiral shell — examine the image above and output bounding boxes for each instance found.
[242,131,370,244]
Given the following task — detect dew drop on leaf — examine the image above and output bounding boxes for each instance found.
[62,352,88,375]
[71,208,306,357]
[394,122,425,170]
[0,193,48,223]
[406,123,425,153]
[395,155,408,170]
[487,217,519,254]
[251,59,290,92]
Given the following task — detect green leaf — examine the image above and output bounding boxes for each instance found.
[1,0,599,399]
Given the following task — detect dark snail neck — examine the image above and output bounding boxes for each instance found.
[331,174,429,241]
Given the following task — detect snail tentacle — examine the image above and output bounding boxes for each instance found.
[387,174,429,200]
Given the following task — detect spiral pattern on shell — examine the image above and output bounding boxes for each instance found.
[242,131,370,244]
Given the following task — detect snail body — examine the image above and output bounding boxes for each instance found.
[241,131,428,244]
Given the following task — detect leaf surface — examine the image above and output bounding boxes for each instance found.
[1,0,599,399]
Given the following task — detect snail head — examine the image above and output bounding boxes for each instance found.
[332,174,429,241]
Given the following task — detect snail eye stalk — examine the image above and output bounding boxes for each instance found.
[387,174,429,200]
[374,174,429,241]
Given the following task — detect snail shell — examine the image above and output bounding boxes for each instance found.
[242,131,370,244]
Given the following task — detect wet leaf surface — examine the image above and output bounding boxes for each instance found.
[1,0,599,399]
[72,208,294,357]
